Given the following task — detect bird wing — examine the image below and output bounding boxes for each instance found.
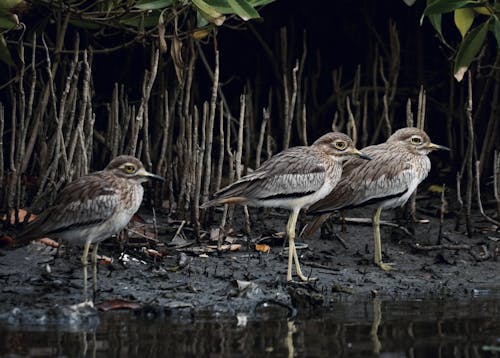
[16,172,120,243]
[202,147,327,207]
[308,143,422,213]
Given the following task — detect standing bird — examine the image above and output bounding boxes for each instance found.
[201,132,371,282]
[15,155,164,302]
[305,127,449,270]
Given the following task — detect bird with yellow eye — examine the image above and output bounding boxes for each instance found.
[15,155,165,303]
[304,127,450,270]
[202,132,371,282]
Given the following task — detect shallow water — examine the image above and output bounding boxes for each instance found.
[2,297,500,357]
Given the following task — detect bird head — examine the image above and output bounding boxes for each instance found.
[106,155,165,183]
[312,132,371,162]
[388,127,450,155]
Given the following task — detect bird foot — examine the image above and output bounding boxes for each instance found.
[71,300,95,309]
[292,272,318,282]
[376,261,395,271]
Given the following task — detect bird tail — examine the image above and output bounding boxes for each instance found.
[12,216,47,248]
[300,213,331,239]
[200,196,248,209]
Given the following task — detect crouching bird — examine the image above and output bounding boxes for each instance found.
[15,155,164,302]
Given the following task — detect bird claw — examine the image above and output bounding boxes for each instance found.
[295,273,318,282]
[376,261,395,271]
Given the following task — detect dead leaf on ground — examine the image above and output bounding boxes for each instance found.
[210,227,220,241]
[143,248,163,259]
[207,244,242,252]
[255,243,270,253]
[98,255,113,265]
[38,238,59,248]
[96,299,141,311]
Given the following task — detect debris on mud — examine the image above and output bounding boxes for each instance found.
[0,193,499,326]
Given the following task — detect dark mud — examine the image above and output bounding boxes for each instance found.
[1,193,499,327]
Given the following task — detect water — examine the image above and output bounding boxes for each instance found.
[2,298,500,357]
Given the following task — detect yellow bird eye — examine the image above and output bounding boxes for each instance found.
[334,140,347,150]
[410,136,423,145]
[124,164,136,174]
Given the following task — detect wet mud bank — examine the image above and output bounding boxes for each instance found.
[1,195,499,327]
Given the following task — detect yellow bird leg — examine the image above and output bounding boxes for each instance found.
[287,209,316,282]
[285,210,299,282]
[372,207,394,271]
[91,243,99,302]
[81,241,91,303]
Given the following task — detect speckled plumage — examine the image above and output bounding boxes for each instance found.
[306,127,449,270]
[16,155,164,302]
[202,132,370,282]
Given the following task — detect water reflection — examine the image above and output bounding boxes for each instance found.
[2,298,500,357]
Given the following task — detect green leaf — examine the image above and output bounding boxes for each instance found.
[226,0,260,21]
[454,7,476,38]
[206,0,275,15]
[196,11,209,27]
[454,19,490,81]
[119,12,162,28]
[208,0,235,14]
[247,0,275,6]
[134,0,175,10]
[427,13,446,40]
[0,33,14,66]
[0,10,18,30]
[424,0,477,16]
[493,18,500,48]
[192,0,226,25]
[192,0,223,18]
[0,0,23,11]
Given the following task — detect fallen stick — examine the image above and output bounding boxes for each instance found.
[411,243,470,251]
[331,217,416,238]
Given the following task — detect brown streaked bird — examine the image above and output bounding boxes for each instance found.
[305,127,449,270]
[15,155,164,303]
[201,132,371,282]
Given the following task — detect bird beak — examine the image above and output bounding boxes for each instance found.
[137,169,165,181]
[349,148,372,160]
[426,143,450,151]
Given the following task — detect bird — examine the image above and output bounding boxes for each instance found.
[201,132,371,282]
[15,155,165,302]
[305,127,449,271]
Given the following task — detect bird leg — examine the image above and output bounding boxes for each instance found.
[372,207,394,271]
[286,211,297,282]
[286,209,314,282]
[81,241,91,302]
[91,243,99,302]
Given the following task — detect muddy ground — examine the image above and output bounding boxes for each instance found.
[1,192,499,326]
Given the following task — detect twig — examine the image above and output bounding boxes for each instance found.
[255,108,269,168]
[201,50,219,208]
[346,96,357,145]
[437,184,446,245]
[235,94,250,234]
[465,72,474,237]
[417,85,426,130]
[411,243,471,251]
[332,217,415,238]
[283,61,299,150]
[381,94,392,136]
[494,151,500,222]
[215,100,224,192]
[193,105,207,238]
[475,160,500,227]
